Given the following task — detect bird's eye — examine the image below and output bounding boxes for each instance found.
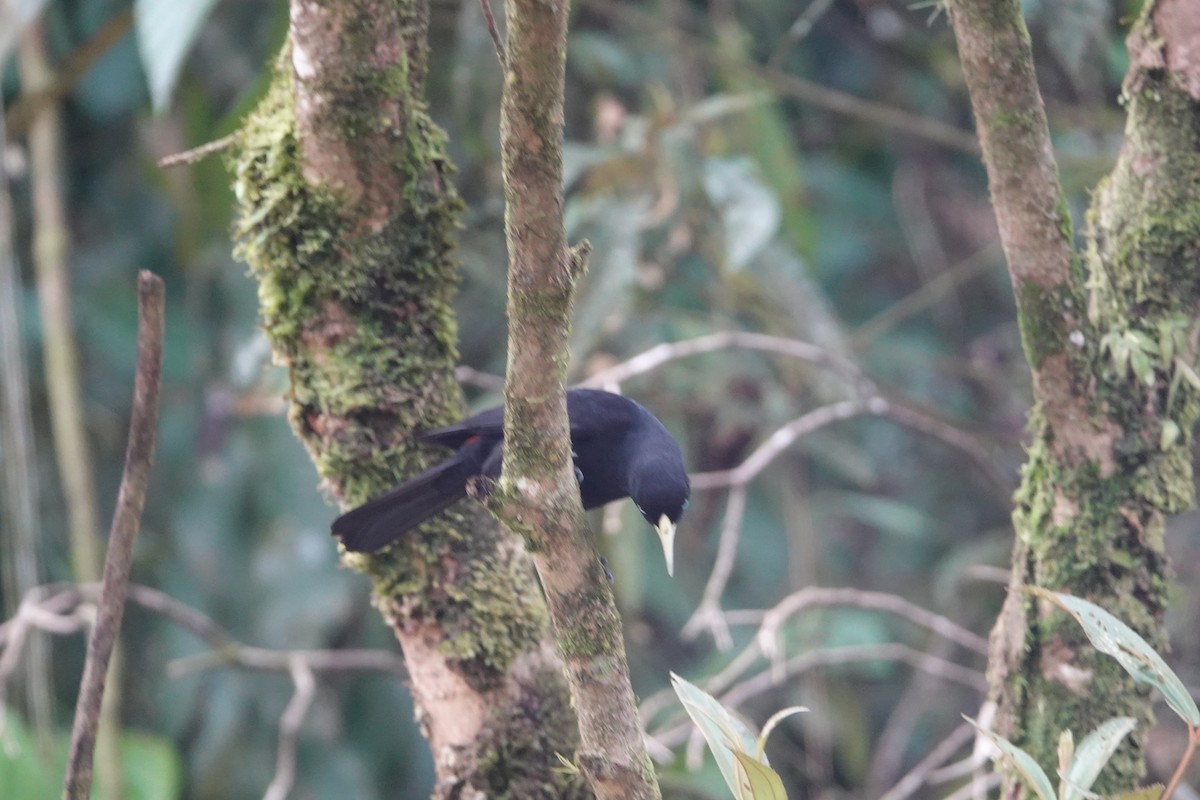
[682,498,689,511]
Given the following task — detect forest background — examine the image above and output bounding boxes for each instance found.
[2,0,1198,798]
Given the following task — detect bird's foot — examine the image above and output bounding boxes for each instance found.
[466,475,497,500]
[599,556,614,585]
[571,451,584,484]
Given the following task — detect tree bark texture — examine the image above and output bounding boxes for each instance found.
[494,0,661,796]
[231,1,588,796]
[950,0,1200,793]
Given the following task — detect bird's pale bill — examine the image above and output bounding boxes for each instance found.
[656,514,676,577]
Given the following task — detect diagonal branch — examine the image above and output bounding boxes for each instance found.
[63,271,164,800]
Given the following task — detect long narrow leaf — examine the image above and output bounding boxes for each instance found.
[1061,717,1137,800]
[672,672,759,795]
[1035,590,1200,726]
[134,0,221,111]
[965,716,1056,800]
[732,750,788,800]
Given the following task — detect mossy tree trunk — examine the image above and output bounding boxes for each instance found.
[950,0,1200,793]
[231,1,589,796]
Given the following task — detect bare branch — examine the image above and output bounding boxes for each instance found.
[64,271,165,800]
[877,721,976,800]
[262,658,317,800]
[479,0,506,68]
[157,134,239,169]
[690,398,871,490]
[581,330,870,392]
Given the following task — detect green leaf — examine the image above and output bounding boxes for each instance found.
[1035,590,1200,726]
[1106,785,1164,800]
[1160,419,1180,450]
[732,750,788,800]
[1061,717,1136,800]
[1175,358,1200,391]
[672,672,760,796]
[135,0,222,111]
[964,716,1056,800]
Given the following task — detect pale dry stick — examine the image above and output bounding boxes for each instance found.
[64,272,164,800]
[877,721,975,800]
[262,658,317,800]
[668,643,986,767]
[688,485,747,650]
[690,397,878,491]
[157,133,238,169]
[756,587,989,677]
[926,752,988,786]
[479,0,506,68]
[581,330,871,393]
[644,585,986,729]
[1,581,404,800]
[939,771,1001,800]
[0,583,408,677]
[683,399,873,643]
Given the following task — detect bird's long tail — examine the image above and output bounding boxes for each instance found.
[332,457,469,553]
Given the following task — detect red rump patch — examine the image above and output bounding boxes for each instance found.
[463,434,482,445]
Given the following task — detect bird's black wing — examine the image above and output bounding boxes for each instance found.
[332,456,474,552]
[417,404,506,448]
[564,389,641,440]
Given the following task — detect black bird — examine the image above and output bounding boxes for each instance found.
[333,388,691,573]
[331,389,690,575]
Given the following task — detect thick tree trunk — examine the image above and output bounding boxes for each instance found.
[231,1,588,796]
[950,0,1200,793]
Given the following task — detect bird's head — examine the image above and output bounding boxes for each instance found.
[631,465,690,577]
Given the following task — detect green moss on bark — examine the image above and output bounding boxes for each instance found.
[231,44,549,691]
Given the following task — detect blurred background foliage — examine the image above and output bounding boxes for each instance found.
[2,0,1197,797]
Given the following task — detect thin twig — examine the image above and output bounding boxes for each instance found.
[262,658,317,800]
[878,721,976,800]
[581,330,870,392]
[689,398,872,490]
[650,642,986,759]
[63,272,165,800]
[0,583,408,678]
[755,586,988,659]
[1163,726,1200,800]
[479,0,506,69]
[157,133,239,169]
[939,771,1001,800]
